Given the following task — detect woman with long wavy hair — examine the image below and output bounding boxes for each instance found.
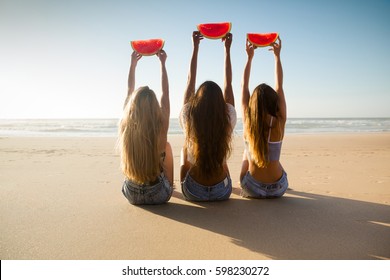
[240,37,288,198]
[180,31,236,202]
[119,50,173,205]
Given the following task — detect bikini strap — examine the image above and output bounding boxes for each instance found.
[268,117,273,142]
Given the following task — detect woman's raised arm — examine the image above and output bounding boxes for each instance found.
[270,37,286,121]
[223,33,234,106]
[241,39,255,118]
[124,51,142,108]
[183,31,203,104]
[157,50,170,128]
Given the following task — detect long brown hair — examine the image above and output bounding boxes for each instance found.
[245,83,279,167]
[118,86,163,184]
[184,81,233,179]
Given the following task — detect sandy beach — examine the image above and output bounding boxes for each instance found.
[0,133,389,260]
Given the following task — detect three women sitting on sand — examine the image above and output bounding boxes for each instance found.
[118,32,288,205]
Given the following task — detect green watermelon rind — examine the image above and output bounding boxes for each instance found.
[130,39,165,56]
[247,33,279,47]
[197,22,232,39]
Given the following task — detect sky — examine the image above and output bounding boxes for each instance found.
[0,0,389,119]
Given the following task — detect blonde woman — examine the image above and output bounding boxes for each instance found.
[119,50,173,205]
[240,37,288,198]
[180,31,236,201]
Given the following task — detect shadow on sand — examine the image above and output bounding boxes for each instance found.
[141,187,390,259]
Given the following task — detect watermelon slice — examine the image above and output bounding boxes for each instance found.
[247,33,279,47]
[197,22,232,39]
[130,39,165,56]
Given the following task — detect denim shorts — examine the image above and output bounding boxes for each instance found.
[181,173,232,202]
[122,173,173,205]
[240,170,288,198]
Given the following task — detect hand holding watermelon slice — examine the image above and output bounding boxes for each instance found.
[245,38,256,59]
[130,50,142,68]
[192,31,204,48]
[245,35,282,61]
[222,32,233,50]
[268,36,282,57]
[156,49,167,64]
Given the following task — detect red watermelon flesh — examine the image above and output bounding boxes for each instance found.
[130,39,165,56]
[247,33,279,47]
[197,22,232,39]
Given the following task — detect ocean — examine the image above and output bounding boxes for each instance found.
[0,118,389,137]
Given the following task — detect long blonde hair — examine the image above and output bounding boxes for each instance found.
[118,86,163,184]
[184,81,232,179]
[245,83,279,168]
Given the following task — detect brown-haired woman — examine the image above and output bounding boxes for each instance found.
[240,37,289,198]
[180,31,236,201]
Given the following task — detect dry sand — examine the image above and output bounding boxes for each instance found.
[0,133,389,260]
